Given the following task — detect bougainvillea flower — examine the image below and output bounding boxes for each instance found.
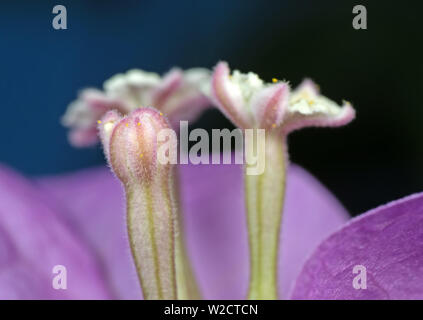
[1,161,423,299]
[210,61,355,299]
[6,61,420,300]
[62,68,211,147]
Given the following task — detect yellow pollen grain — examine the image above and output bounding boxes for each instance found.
[272,123,277,128]
[139,154,143,158]
[159,112,163,116]
[97,120,102,124]
[137,122,141,126]
[272,78,278,83]
[126,123,129,127]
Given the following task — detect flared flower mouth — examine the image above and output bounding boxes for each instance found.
[283,78,355,134]
[211,61,355,133]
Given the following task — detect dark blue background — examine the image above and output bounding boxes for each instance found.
[0,0,300,174]
[1,0,422,215]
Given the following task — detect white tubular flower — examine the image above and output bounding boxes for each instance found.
[211,61,355,299]
[62,68,211,147]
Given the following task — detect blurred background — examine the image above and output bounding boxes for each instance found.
[0,0,422,216]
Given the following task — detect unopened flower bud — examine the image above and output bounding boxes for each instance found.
[99,107,177,300]
[101,108,172,185]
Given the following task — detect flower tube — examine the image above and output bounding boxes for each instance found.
[211,61,355,299]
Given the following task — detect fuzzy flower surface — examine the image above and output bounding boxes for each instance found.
[211,61,355,132]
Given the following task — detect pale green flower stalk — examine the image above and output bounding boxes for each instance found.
[98,107,198,299]
[244,132,286,299]
[211,61,355,299]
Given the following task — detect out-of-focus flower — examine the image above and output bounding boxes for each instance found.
[61,68,211,147]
